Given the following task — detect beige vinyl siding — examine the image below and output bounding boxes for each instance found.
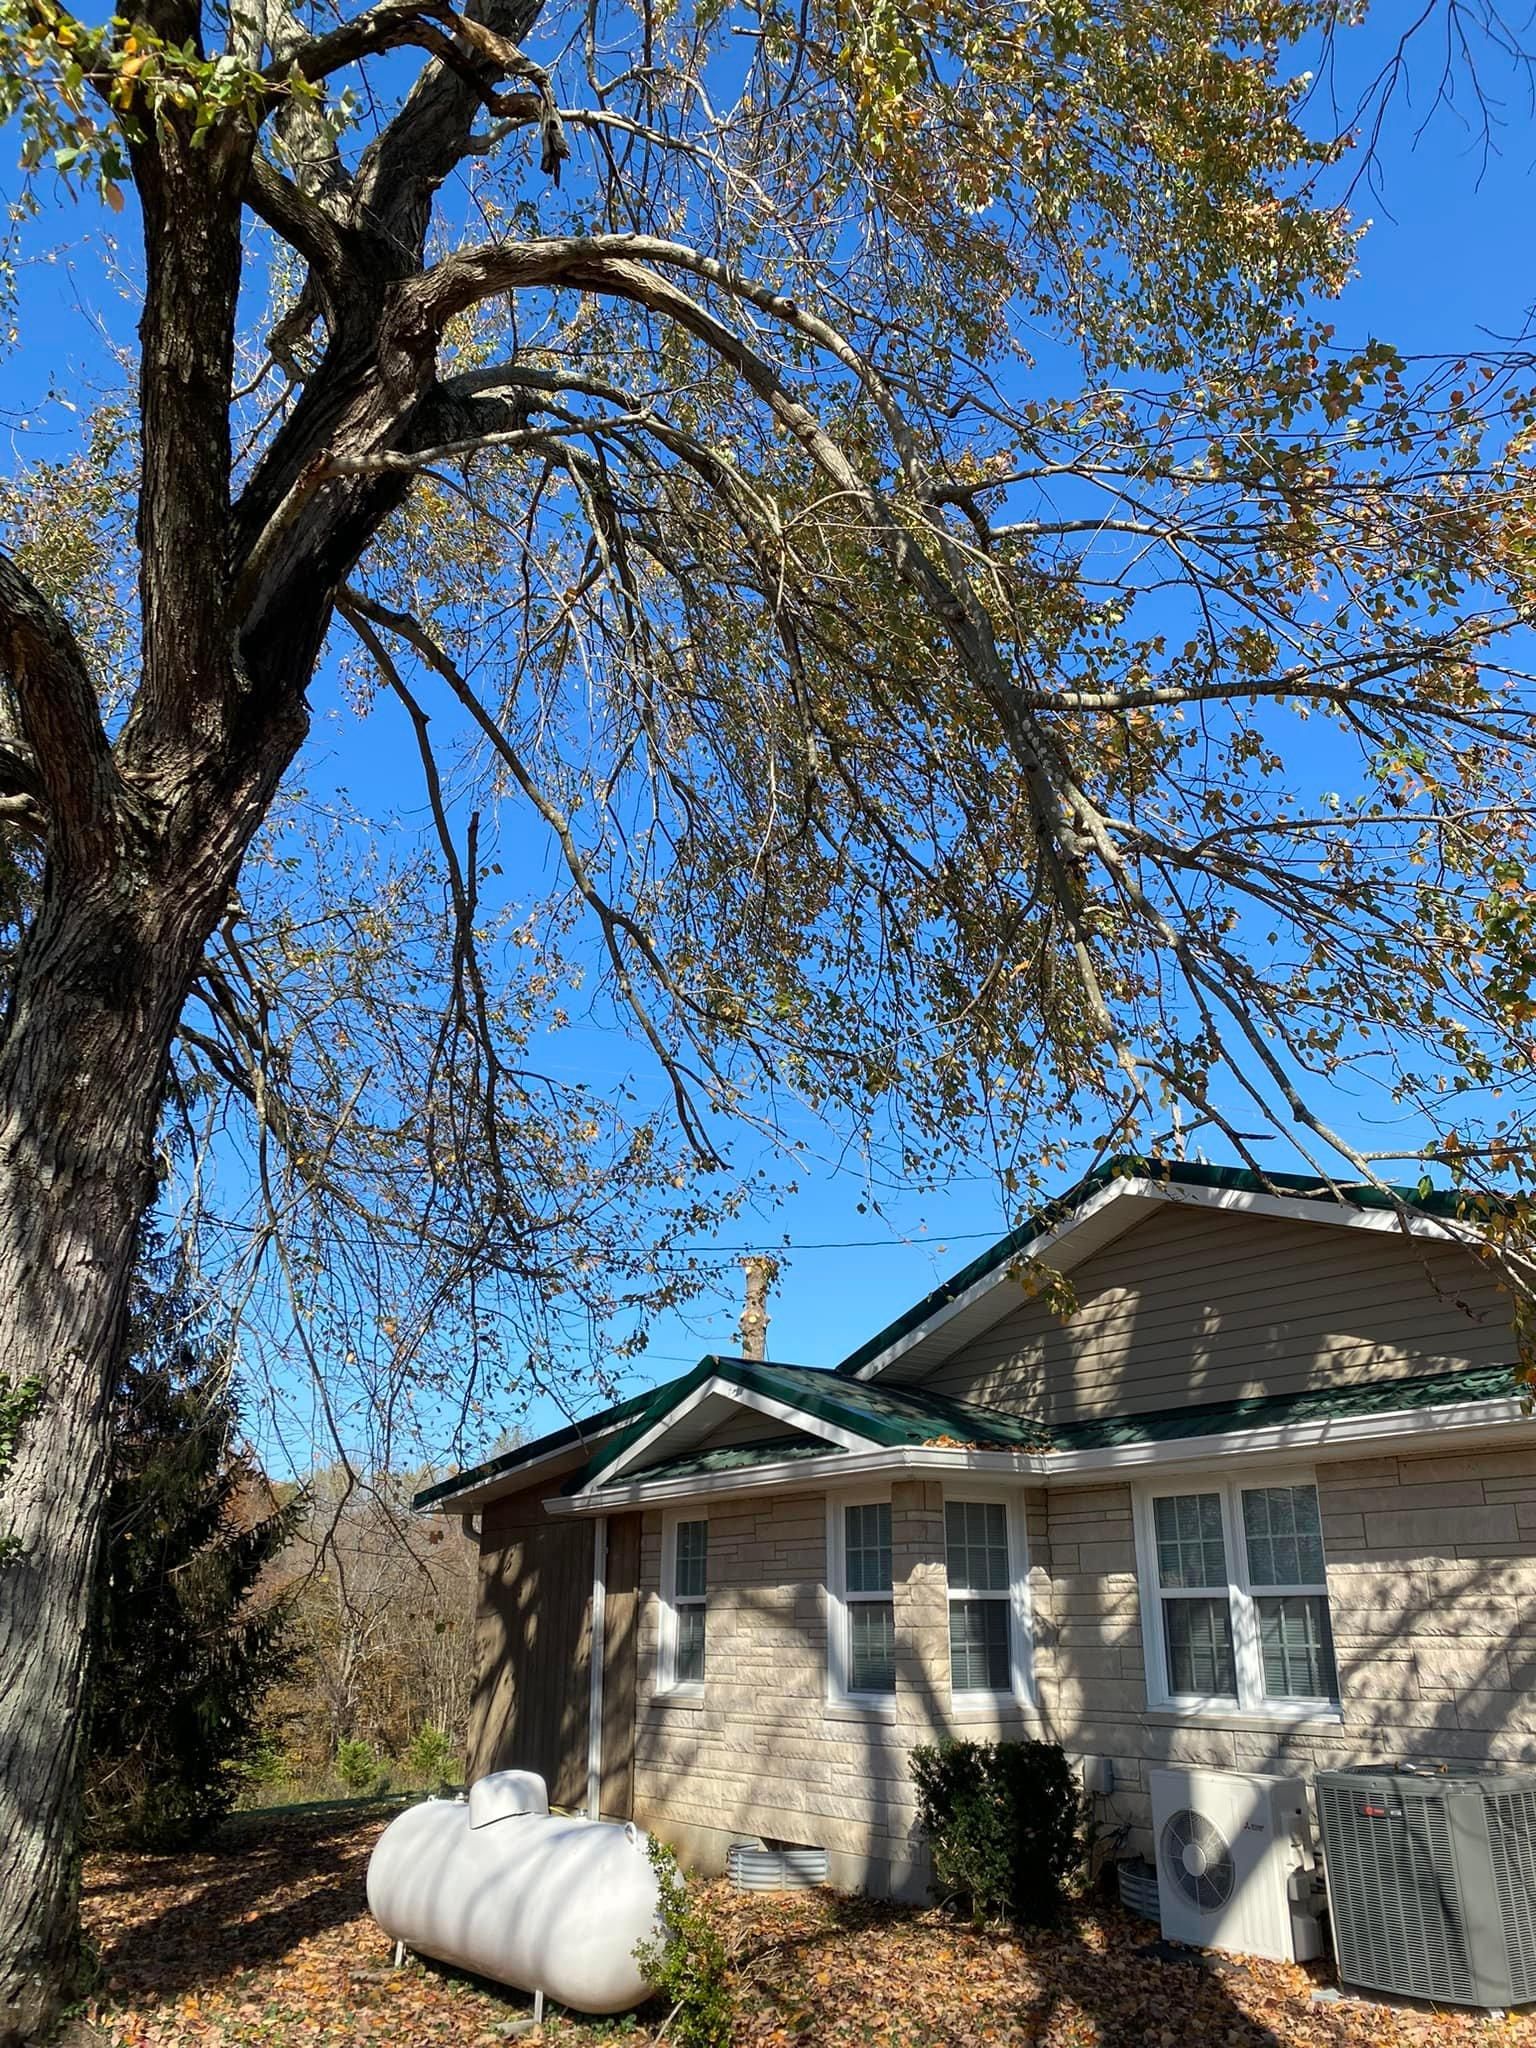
[920,1202,1513,1424]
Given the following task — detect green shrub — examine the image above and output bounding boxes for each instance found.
[335,1738,385,1795]
[633,1835,734,2048]
[239,1736,291,1791]
[910,1738,1082,1926]
[404,1724,456,1785]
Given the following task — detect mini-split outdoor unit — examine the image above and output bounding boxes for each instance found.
[1315,1762,1536,2010]
[1150,1767,1324,1963]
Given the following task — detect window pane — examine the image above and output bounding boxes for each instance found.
[1257,1595,1336,1699]
[1242,1486,1325,1587]
[675,1602,706,1687]
[945,1501,1009,1593]
[848,1599,895,1692]
[845,1503,892,1594]
[1154,1493,1227,1589]
[949,1598,1010,1692]
[1163,1596,1236,1697]
[674,1519,708,1599]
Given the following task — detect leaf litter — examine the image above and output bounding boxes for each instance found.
[82,1807,1536,2046]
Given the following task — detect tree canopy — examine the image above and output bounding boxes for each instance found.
[3,1,1535,1479]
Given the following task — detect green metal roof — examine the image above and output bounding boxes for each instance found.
[833,1154,1497,1382]
[412,1383,660,1510]
[617,1435,841,1483]
[582,1354,1053,1490]
[415,1159,1513,1513]
[589,1362,1523,1488]
[417,1358,1523,1508]
[1052,1361,1524,1451]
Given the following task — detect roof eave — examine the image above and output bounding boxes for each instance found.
[543,1393,1533,1514]
[570,1366,885,1497]
[412,1405,646,1513]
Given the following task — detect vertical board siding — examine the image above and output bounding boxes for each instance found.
[920,1203,1514,1423]
[601,1512,642,1817]
[469,1480,594,1808]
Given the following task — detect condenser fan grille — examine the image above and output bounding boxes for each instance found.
[1160,1808,1236,1913]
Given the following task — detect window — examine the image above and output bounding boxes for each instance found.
[1137,1476,1337,1715]
[659,1515,708,1694]
[827,1498,895,1703]
[945,1499,1018,1698]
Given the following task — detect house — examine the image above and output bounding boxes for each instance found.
[415,1158,1536,1899]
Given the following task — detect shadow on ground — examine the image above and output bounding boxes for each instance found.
[83,1807,392,2001]
[88,1810,1480,2047]
[722,1885,1293,2048]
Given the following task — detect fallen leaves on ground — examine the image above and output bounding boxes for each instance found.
[81,1806,1536,2047]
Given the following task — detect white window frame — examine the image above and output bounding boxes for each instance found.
[656,1510,708,1699]
[825,1490,897,1714]
[1132,1468,1339,1721]
[942,1484,1035,1711]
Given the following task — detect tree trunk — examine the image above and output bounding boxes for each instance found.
[0,7,514,2024]
[0,884,207,2044]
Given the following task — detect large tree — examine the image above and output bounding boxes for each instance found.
[1,0,1535,2033]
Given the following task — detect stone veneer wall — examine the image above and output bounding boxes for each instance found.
[627,1444,1536,1888]
[1031,1443,1536,1856]
[630,1479,1053,1895]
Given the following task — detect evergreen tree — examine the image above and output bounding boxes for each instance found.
[85,1243,299,1851]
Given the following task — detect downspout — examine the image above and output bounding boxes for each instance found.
[586,1515,607,1819]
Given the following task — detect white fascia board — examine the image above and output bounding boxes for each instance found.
[572,1374,877,1496]
[549,1443,1035,1513]
[1044,1395,1534,1479]
[544,1394,1532,1514]
[850,1176,1491,1384]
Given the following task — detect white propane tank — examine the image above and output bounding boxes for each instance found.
[366,1771,665,2014]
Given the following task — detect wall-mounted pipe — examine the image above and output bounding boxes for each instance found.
[587,1516,607,1819]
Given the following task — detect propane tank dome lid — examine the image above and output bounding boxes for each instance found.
[468,1768,550,1828]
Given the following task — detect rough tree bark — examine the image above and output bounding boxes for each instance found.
[0,53,266,2039]
[0,893,219,2038]
[0,2,548,2028]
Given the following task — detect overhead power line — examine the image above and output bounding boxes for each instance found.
[674,1229,1004,1254]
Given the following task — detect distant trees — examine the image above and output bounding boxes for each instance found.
[265,1472,479,1776]
[86,1266,482,1829]
[85,1242,297,1850]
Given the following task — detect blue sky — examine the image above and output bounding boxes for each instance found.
[4,9,1536,1466]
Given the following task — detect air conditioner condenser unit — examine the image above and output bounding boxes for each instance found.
[1315,1762,1536,2010]
[1150,1767,1324,1963]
